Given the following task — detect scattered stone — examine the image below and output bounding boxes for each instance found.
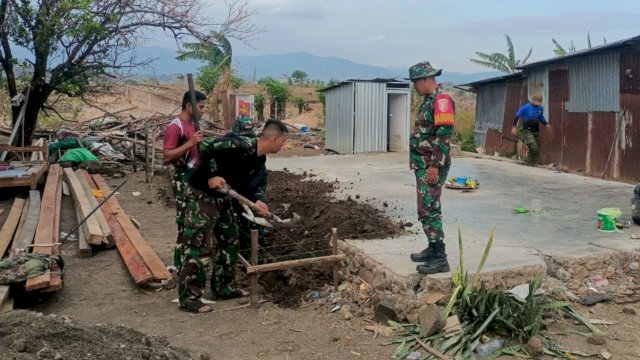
[54,353,63,360]
[374,297,400,323]
[526,336,544,356]
[623,307,637,315]
[340,305,354,321]
[564,290,580,302]
[199,353,211,360]
[405,351,421,360]
[13,338,27,352]
[406,310,420,325]
[555,267,572,282]
[630,262,640,271]
[37,347,56,359]
[142,336,153,347]
[419,292,444,305]
[587,333,607,346]
[443,316,462,334]
[418,304,446,337]
[579,293,613,306]
[382,202,389,208]
[601,350,612,360]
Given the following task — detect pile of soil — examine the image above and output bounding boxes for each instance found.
[0,310,197,360]
[255,171,405,307]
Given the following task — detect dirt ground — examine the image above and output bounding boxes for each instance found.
[2,166,639,359]
[7,170,398,360]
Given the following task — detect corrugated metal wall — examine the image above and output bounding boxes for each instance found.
[473,82,506,148]
[566,52,620,112]
[525,67,549,120]
[354,82,388,153]
[619,48,640,181]
[325,83,355,154]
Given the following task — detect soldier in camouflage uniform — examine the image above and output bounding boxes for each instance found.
[228,116,269,252]
[175,119,288,313]
[407,62,456,275]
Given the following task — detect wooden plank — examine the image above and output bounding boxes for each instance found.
[76,170,114,247]
[63,168,103,245]
[0,198,26,258]
[75,197,92,257]
[0,286,11,313]
[12,197,29,251]
[92,175,170,281]
[32,165,61,255]
[13,191,40,251]
[41,264,62,292]
[246,254,347,275]
[25,270,50,291]
[43,171,64,292]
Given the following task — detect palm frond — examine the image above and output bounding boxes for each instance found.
[552,39,567,57]
[505,34,516,67]
[587,31,592,49]
[521,47,533,65]
[469,59,510,73]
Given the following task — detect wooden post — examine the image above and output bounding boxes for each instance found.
[144,120,150,183]
[331,228,339,293]
[250,229,259,308]
[150,119,157,181]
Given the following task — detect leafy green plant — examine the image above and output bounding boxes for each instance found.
[293,96,305,114]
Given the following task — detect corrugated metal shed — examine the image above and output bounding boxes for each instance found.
[325,82,354,154]
[566,52,620,112]
[473,82,506,148]
[354,82,387,152]
[324,79,410,154]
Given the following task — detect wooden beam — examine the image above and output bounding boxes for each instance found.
[0,198,26,258]
[32,165,61,255]
[12,191,40,251]
[44,171,64,292]
[63,168,103,245]
[0,286,11,313]
[92,175,170,281]
[246,254,347,275]
[238,254,251,268]
[76,169,114,247]
[75,202,92,258]
[25,270,51,291]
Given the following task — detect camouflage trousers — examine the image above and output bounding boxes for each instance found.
[522,130,539,166]
[171,168,190,234]
[415,166,450,244]
[174,186,240,306]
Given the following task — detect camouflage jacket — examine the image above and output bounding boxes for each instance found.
[410,89,455,169]
[190,135,267,202]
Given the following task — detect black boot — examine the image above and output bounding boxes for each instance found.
[416,243,450,275]
[410,246,434,262]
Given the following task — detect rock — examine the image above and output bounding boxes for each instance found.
[405,351,421,360]
[142,336,153,347]
[37,347,56,359]
[571,266,589,281]
[443,316,462,334]
[373,297,400,323]
[419,292,444,305]
[623,307,637,315]
[340,305,354,320]
[526,336,544,356]
[601,350,612,360]
[587,333,607,346]
[564,290,580,302]
[199,353,211,360]
[406,310,420,325]
[630,262,640,271]
[363,307,374,317]
[418,304,446,337]
[54,353,63,360]
[555,267,572,282]
[13,338,27,352]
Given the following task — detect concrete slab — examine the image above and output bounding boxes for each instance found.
[268,153,638,278]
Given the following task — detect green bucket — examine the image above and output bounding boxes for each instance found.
[597,208,622,233]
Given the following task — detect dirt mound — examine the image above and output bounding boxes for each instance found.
[254,171,405,307]
[0,310,197,360]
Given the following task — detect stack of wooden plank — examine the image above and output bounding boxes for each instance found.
[77,173,170,286]
[63,168,115,256]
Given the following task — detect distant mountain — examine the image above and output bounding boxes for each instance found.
[8,45,505,85]
[133,47,504,85]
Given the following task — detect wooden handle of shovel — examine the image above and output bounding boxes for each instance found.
[219,186,268,216]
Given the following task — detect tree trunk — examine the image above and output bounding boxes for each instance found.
[256,107,264,122]
[17,84,50,146]
[277,101,286,120]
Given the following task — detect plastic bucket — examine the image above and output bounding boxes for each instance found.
[597,208,622,233]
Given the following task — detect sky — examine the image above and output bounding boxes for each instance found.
[151,0,640,73]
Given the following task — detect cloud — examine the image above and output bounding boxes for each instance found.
[362,35,388,43]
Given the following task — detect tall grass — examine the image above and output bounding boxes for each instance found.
[453,110,475,152]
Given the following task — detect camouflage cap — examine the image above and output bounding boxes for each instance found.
[407,61,442,81]
[232,115,256,136]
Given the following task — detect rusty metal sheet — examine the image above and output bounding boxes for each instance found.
[587,112,617,178]
[620,49,640,94]
[619,93,640,181]
[538,101,564,165]
[561,112,588,171]
[485,129,502,155]
[502,79,528,136]
[549,69,569,102]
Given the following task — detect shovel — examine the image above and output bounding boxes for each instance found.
[217,185,300,228]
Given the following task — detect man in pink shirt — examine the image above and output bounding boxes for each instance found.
[164,91,206,243]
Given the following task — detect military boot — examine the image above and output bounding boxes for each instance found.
[416,243,450,275]
[410,246,434,262]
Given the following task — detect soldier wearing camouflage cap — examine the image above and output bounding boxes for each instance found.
[407,61,455,275]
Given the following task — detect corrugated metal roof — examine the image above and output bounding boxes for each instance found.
[566,52,620,112]
[321,78,407,92]
[518,34,640,70]
[458,72,523,88]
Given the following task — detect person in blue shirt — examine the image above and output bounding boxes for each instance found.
[510,93,550,165]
